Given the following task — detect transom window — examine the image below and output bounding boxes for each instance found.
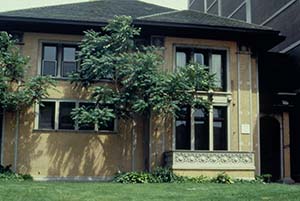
[175,106,227,151]
[41,43,78,78]
[37,100,116,132]
[176,47,227,91]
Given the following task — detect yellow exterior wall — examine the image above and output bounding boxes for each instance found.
[150,37,258,177]
[2,33,259,179]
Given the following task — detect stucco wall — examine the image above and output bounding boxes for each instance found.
[1,33,259,179]
[150,37,259,177]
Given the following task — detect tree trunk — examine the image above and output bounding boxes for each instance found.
[131,118,137,171]
[143,113,151,172]
[13,110,20,172]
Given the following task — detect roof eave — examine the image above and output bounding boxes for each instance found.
[0,16,284,50]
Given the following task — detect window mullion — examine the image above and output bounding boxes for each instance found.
[208,51,212,74]
[57,45,62,78]
[55,100,59,130]
[34,103,39,130]
[75,101,79,130]
[209,105,214,151]
[95,104,99,132]
[191,107,195,151]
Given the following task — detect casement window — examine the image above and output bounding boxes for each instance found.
[39,102,55,129]
[175,106,228,151]
[41,43,78,78]
[175,47,227,91]
[37,100,116,132]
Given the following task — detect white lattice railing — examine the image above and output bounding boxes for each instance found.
[165,151,255,170]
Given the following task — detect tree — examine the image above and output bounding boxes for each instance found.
[71,16,216,170]
[0,32,55,111]
[0,32,55,169]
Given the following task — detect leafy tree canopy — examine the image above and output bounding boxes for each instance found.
[71,16,216,128]
[0,32,55,111]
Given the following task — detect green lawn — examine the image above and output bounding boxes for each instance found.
[0,181,299,201]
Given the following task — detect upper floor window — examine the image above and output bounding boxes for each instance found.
[176,47,227,91]
[41,43,78,78]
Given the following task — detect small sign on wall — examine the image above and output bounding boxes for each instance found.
[241,124,251,134]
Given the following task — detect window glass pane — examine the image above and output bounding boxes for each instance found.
[175,107,191,150]
[59,102,76,130]
[39,102,55,129]
[63,47,76,61]
[62,62,77,77]
[176,52,187,68]
[211,54,223,89]
[194,53,204,65]
[101,119,115,131]
[43,46,57,60]
[42,61,56,76]
[213,107,227,150]
[79,102,95,131]
[194,107,209,150]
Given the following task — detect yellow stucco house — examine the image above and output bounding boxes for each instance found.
[0,0,288,181]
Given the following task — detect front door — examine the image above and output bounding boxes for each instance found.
[260,116,281,181]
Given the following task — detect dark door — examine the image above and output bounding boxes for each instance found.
[260,116,281,181]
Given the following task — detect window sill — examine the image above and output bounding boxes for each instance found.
[195,91,232,96]
[33,129,118,135]
[45,77,115,83]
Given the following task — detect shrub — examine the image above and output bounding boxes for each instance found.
[0,164,12,174]
[114,168,268,185]
[151,167,179,183]
[211,172,234,184]
[0,164,33,181]
[114,172,156,184]
[255,174,272,183]
[234,178,264,184]
[186,175,210,183]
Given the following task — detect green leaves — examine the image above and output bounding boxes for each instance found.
[72,15,216,125]
[0,31,55,111]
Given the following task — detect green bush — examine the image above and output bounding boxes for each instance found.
[255,174,272,183]
[151,167,179,183]
[0,164,12,174]
[211,172,234,184]
[186,175,210,183]
[0,164,33,181]
[114,172,156,184]
[114,168,269,185]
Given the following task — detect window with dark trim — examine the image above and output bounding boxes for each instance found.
[194,107,209,150]
[213,107,228,150]
[59,102,76,130]
[175,106,227,151]
[175,47,227,91]
[78,102,96,131]
[38,101,115,132]
[39,102,55,129]
[41,43,78,78]
[175,107,191,150]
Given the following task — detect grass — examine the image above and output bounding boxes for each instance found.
[0,181,299,201]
